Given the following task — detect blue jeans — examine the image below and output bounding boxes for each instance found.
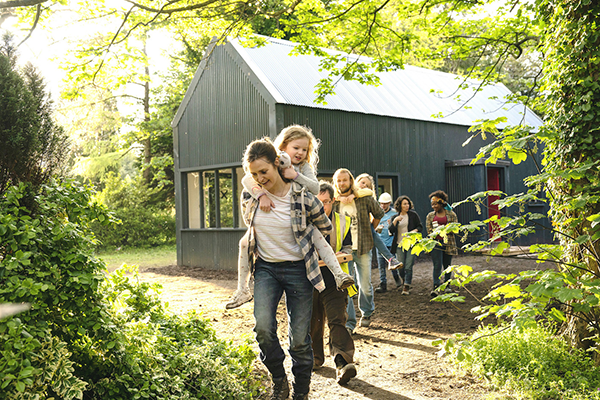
[377,247,400,287]
[345,251,374,331]
[253,259,314,394]
[371,225,394,260]
[396,246,416,286]
[431,247,452,289]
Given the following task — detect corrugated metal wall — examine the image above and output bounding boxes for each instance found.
[174,45,272,270]
[279,105,490,225]
[180,231,242,271]
[174,61,551,269]
[177,45,271,169]
[279,104,548,246]
[445,164,488,244]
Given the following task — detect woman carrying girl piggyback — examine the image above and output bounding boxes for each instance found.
[226,125,355,309]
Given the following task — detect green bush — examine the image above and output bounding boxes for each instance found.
[91,173,175,249]
[449,324,600,400]
[0,180,258,399]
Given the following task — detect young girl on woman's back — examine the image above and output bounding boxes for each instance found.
[226,125,354,309]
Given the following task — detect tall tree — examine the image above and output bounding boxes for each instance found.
[537,0,600,353]
[0,32,67,195]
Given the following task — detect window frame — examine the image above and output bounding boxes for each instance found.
[181,164,246,231]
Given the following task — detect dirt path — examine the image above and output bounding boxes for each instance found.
[133,254,541,399]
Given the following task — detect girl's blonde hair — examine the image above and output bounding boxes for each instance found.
[355,173,376,198]
[273,125,320,171]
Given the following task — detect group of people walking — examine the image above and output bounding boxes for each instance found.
[229,125,458,399]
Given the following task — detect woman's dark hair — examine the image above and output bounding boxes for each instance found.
[394,195,414,212]
[243,138,290,182]
[428,190,448,205]
[243,137,278,170]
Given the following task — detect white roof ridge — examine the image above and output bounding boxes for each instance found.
[229,39,287,104]
[226,35,543,128]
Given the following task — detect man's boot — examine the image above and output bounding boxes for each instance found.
[270,375,289,400]
[374,283,387,293]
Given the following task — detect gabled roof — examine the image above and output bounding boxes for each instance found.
[230,36,543,128]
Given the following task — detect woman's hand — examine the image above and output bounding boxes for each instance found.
[281,166,298,180]
[393,215,403,225]
[259,195,275,212]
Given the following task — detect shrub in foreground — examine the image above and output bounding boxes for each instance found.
[445,324,600,400]
[0,180,257,399]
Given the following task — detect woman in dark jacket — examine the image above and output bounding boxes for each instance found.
[389,196,423,295]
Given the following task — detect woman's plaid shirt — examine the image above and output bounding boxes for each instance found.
[241,182,332,292]
[426,210,459,256]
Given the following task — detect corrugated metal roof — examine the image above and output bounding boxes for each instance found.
[231,37,543,128]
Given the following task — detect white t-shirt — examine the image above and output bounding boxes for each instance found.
[339,201,358,251]
[396,214,410,242]
[253,188,303,262]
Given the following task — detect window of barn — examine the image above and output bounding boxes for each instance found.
[185,167,245,229]
[187,172,201,229]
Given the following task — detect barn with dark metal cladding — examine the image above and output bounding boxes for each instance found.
[171,35,549,270]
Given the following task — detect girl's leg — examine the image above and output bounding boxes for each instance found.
[225,233,254,309]
[312,228,354,290]
[237,233,251,291]
[370,225,402,269]
[371,225,393,259]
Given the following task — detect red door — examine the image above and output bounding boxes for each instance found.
[487,168,501,240]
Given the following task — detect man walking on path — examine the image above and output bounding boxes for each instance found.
[332,168,384,331]
[374,192,403,293]
[312,181,357,385]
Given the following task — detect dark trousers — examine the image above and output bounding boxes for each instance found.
[431,247,453,288]
[311,285,355,368]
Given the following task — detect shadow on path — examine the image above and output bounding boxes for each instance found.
[353,331,439,354]
[314,367,415,400]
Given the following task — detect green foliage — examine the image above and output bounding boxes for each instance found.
[0,180,114,399]
[94,265,258,399]
[439,324,600,400]
[0,33,68,196]
[97,244,175,272]
[0,181,258,399]
[91,173,175,249]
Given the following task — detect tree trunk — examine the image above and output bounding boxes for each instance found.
[142,39,152,184]
[541,1,600,360]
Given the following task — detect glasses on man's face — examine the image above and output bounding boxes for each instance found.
[321,200,332,205]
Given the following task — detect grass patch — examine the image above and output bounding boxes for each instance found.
[449,324,600,400]
[96,244,176,272]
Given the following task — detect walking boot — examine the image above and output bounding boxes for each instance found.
[270,375,289,400]
[374,283,387,293]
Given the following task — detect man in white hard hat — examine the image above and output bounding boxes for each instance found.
[374,192,403,293]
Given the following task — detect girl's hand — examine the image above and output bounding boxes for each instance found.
[259,195,275,212]
[282,166,298,180]
[393,215,403,224]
